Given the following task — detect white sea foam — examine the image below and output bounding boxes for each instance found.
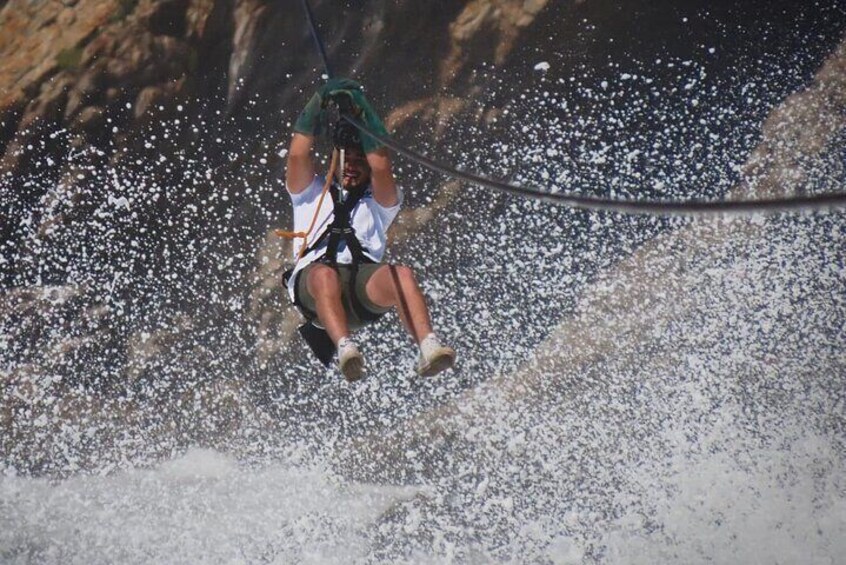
[1,449,425,564]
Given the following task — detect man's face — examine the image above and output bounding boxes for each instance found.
[341,148,371,189]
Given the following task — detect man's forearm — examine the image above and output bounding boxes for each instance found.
[366,148,398,207]
[286,133,316,194]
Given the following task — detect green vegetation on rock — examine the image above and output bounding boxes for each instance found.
[56,46,84,70]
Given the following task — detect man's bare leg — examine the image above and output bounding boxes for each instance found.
[306,264,350,344]
[307,264,364,381]
[366,265,455,376]
[365,265,432,343]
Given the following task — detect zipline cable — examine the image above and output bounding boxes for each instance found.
[300,0,333,79]
[342,115,846,215]
[299,0,846,216]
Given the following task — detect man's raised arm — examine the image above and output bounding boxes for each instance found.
[286,86,326,194]
[286,133,315,195]
[332,85,396,207]
[366,147,398,207]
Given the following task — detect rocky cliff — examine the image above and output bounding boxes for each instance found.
[1,0,844,478]
[1,0,563,473]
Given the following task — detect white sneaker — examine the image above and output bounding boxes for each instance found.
[417,334,456,377]
[338,338,365,382]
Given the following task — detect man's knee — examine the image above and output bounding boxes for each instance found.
[388,264,417,286]
[365,264,417,307]
[307,264,341,295]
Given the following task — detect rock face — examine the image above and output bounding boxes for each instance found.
[0,0,553,175]
[2,0,208,155]
[0,0,119,110]
[737,38,846,199]
[1,0,845,478]
[440,0,552,84]
[0,0,562,474]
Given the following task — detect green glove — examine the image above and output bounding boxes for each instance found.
[294,78,389,153]
[318,78,362,98]
[327,88,389,153]
[293,79,361,136]
[293,91,325,136]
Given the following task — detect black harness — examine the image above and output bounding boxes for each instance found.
[303,182,373,266]
[284,181,385,365]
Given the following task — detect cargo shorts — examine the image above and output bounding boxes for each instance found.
[296,262,390,329]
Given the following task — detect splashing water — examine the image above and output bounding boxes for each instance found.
[2,3,845,564]
[2,448,428,563]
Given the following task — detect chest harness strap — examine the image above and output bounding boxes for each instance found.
[301,182,369,263]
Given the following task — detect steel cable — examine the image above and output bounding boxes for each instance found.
[300,0,846,216]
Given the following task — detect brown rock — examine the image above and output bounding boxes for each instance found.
[57,6,76,26]
[735,35,846,199]
[0,0,119,109]
[73,104,106,132]
[64,66,106,119]
[18,77,71,130]
[441,0,551,85]
[133,85,166,119]
[140,0,189,37]
[228,0,268,104]
[185,0,214,40]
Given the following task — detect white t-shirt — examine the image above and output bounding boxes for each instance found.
[285,174,403,302]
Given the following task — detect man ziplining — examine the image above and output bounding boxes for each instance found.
[279,78,456,382]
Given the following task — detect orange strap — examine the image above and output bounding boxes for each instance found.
[276,149,339,260]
